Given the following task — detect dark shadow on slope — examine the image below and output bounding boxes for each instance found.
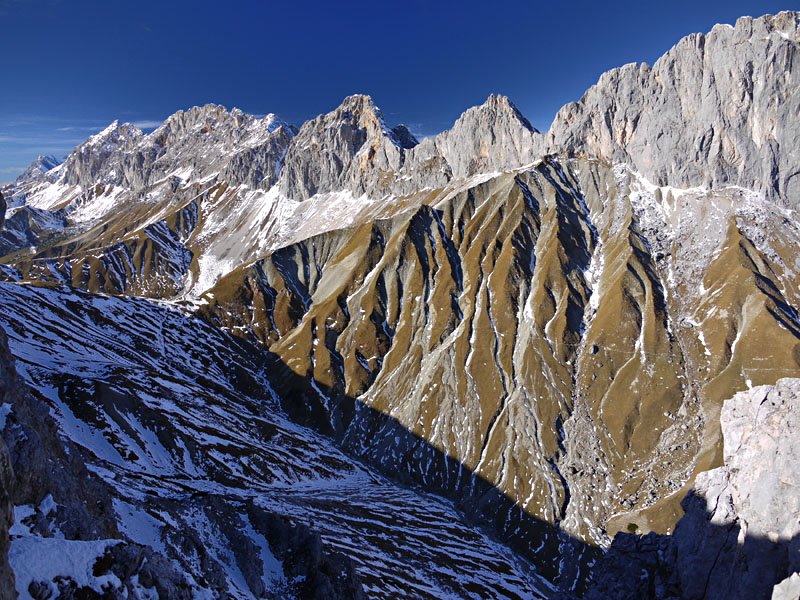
[583,490,800,600]
[261,348,800,599]
[5,278,796,599]
[262,350,600,596]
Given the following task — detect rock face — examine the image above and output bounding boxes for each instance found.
[584,378,800,599]
[278,94,418,200]
[548,12,800,207]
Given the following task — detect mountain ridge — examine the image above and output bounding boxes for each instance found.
[0,10,799,599]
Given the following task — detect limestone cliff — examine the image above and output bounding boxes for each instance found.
[584,378,800,599]
[547,12,800,207]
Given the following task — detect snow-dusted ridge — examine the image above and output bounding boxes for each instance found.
[0,281,550,599]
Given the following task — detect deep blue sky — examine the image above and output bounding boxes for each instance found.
[0,0,794,182]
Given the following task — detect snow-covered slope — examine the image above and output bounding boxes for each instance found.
[0,281,551,599]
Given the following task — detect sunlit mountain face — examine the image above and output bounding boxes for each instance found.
[0,11,799,600]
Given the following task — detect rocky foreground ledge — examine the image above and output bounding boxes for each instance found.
[585,378,800,600]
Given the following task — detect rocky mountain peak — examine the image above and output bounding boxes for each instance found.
[16,155,61,184]
[153,103,260,145]
[729,10,800,42]
[278,94,417,200]
[43,103,298,193]
[59,121,144,187]
[299,93,416,148]
[336,93,379,117]
[85,120,143,148]
[470,93,537,133]
[261,112,291,134]
[419,93,543,179]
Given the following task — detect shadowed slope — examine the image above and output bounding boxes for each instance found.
[0,281,559,599]
[199,156,800,556]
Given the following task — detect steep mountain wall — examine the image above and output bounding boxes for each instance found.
[548,12,800,207]
[199,155,800,588]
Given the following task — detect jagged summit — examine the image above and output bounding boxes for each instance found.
[38,103,297,193]
[16,154,61,184]
[277,93,418,200]
[335,93,379,116]
[301,93,417,149]
[417,92,543,179]
[152,103,294,142]
[470,93,536,133]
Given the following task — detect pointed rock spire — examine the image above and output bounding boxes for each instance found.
[278,94,417,200]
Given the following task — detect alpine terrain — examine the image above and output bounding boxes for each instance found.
[1,10,799,599]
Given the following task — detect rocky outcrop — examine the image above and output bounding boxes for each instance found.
[278,94,418,200]
[548,11,800,207]
[56,105,297,193]
[584,378,800,599]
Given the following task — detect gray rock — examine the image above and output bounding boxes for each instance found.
[547,11,800,207]
[278,93,418,200]
[711,378,800,542]
[51,104,296,194]
[773,572,800,600]
[585,378,800,600]
[411,93,542,179]
[278,93,546,201]
[275,12,800,207]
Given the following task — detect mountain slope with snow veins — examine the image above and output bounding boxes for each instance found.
[0,282,551,599]
[0,10,799,599]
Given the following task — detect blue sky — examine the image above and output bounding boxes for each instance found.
[0,0,793,182]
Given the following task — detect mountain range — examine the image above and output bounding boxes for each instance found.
[0,10,798,600]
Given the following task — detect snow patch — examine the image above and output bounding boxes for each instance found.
[69,185,127,224]
[0,403,12,430]
[25,181,78,211]
[10,536,122,600]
